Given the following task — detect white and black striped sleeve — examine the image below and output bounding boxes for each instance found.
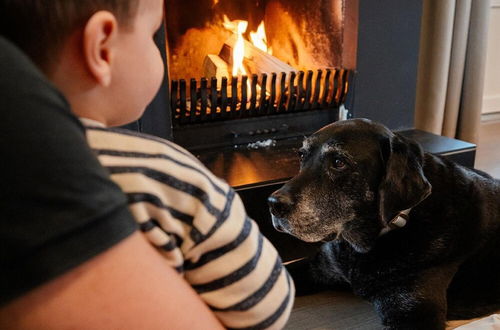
[85,127,295,330]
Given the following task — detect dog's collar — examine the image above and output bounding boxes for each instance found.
[379,209,411,236]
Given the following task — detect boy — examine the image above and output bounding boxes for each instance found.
[0,1,294,329]
[0,35,224,329]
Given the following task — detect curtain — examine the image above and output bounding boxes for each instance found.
[414,0,491,143]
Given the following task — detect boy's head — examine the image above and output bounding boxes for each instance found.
[0,0,165,126]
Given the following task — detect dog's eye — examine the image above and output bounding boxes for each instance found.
[333,158,346,169]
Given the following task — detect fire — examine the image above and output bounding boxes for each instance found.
[232,21,248,76]
[223,15,248,76]
[223,16,272,77]
[250,21,272,55]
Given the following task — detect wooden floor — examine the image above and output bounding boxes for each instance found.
[475,120,500,178]
[285,121,500,330]
[285,291,382,330]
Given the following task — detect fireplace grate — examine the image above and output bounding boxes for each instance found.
[170,68,353,126]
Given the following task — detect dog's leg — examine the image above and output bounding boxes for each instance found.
[370,265,458,330]
[372,289,447,330]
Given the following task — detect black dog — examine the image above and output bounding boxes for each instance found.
[268,119,500,329]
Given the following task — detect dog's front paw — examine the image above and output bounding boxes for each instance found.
[374,292,447,330]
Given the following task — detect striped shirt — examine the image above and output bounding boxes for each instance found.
[84,125,294,330]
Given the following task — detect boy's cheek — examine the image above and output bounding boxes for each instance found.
[152,50,165,91]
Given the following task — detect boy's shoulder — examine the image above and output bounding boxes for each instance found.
[84,126,223,181]
[86,126,197,161]
[85,125,231,198]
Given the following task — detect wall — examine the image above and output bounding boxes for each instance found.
[354,0,423,130]
[136,24,172,140]
[483,1,500,114]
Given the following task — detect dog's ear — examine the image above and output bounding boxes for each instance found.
[378,133,432,224]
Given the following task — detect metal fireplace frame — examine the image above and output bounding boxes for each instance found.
[171,69,355,151]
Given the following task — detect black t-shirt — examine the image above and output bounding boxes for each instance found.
[0,36,137,305]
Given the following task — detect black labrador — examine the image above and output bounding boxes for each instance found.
[268,119,500,329]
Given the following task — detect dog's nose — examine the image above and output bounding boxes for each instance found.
[268,192,293,217]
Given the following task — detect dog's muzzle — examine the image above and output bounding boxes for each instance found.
[268,191,293,217]
[270,215,287,233]
[268,191,294,233]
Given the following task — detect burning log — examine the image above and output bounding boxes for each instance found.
[219,35,296,77]
[203,54,230,88]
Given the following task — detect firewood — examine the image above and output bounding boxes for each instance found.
[203,54,230,88]
[220,35,296,76]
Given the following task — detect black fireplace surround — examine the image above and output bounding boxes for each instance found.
[124,0,476,261]
[135,0,424,140]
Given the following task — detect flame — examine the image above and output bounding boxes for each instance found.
[222,16,274,77]
[250,21,272,55]
[222,16,274,98]
[222,15,272,99]
[232,22,248,76]
[223,16,248,77]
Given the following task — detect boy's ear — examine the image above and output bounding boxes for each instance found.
[83,11,118,87]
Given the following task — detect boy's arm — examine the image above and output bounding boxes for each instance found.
[0,232,224,330]
[85,128,295,329]
[184,191,295,330]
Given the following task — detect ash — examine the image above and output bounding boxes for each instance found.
[246,139,277,150]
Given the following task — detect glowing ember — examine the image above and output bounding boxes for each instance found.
[250,21,272,55]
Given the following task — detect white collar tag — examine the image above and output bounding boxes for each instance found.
[379,209,411,236]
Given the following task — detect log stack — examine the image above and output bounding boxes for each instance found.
[203,35,296,85]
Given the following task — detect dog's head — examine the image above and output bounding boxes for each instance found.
[268,119,431,253]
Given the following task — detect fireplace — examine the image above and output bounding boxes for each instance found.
[127,0,368,190]
[165,0,358,153]
[131,0,427,261]
[139,0,424,158]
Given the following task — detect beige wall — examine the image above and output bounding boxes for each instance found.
[483,1,500,114]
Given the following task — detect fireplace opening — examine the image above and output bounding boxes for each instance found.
[166,0,357,80]
[164,0,358,155]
